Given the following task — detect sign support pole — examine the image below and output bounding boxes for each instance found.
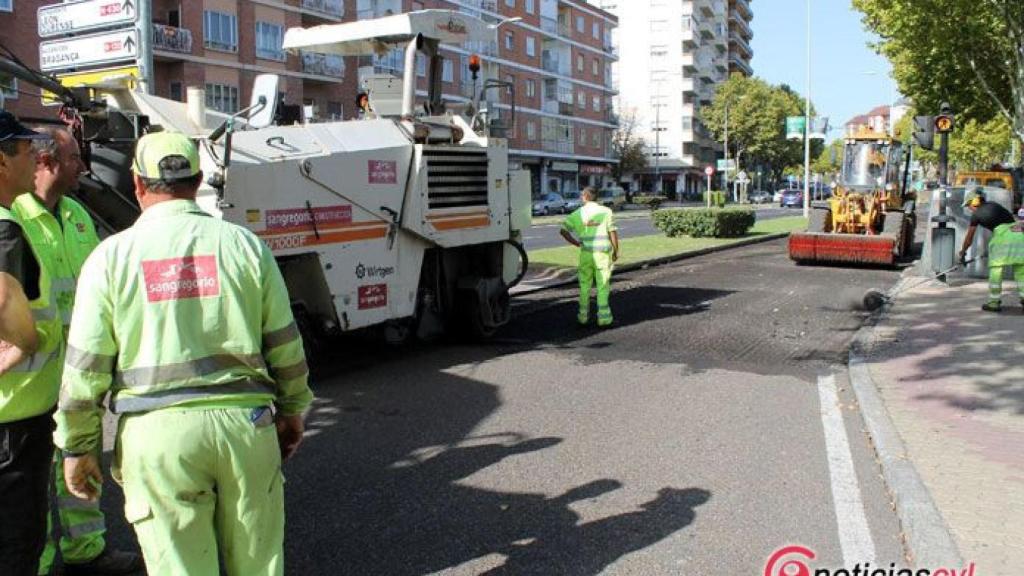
[137,0,153,94]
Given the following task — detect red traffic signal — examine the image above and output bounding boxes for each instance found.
[935,114,954,133]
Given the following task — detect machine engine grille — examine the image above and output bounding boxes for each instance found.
[424,147,489,209]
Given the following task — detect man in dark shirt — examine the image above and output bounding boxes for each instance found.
[959,189,1024,312]
[0,111,58,576]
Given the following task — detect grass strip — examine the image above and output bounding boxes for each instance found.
[528,216,807,269]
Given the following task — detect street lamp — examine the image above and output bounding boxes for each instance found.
[802,0,812,219]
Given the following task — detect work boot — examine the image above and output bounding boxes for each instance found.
[982,301,1002,313]
[64,548,144,576]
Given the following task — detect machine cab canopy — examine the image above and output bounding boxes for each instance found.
[282,9,496,56]
[841,138,903,190]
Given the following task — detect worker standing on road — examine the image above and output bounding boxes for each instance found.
[14,127,143,575]
[54,132,313,575]
[560,186,619,327]
[958,189,1024,312]
[0,112,63,576]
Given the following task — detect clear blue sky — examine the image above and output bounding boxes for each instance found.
[750,0,897,136]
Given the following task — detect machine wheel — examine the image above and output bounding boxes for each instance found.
[808,206,832,233]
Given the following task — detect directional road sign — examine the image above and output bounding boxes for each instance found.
[38,0,138,38]
[39,28,138,72]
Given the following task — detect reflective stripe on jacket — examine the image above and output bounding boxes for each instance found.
[55,199,313,454]
[0,205,64,423]
[561,201,617,254]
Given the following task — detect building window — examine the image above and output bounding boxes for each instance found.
[204,11,238,52]
[255,22,285,61]
[0,75,17,100]
[327,101,343,120]
[416,54,426,77]
[576,54,583,72]
[526,36,536,57]
[576,15,584,33]
[169,81,183,102]
[579,127,586,144]
[505,0,515,7]
[576,90,585,109]
[592,59,599,76]
[504,31,514,50]
[205,83,239,113]
[0,0,10,12]
[442,59,453,83]
[591,131,600,147]
[592,22,600,39]
[526,78,536,99]
[525,0,535,14]
[592,95,600,112]
[527,121,536,141]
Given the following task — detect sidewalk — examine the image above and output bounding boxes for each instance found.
[856,274,1024,574]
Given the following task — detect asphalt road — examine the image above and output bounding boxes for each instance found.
[94,237,913,575]
[523,206,797,250]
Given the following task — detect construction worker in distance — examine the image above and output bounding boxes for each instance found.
[14,126,143,576]
[54,132,314,575]
[560,186,619,327]
[0,111,63,576]
[958,188,1024,312]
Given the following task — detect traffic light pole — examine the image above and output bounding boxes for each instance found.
[939,131,950,186]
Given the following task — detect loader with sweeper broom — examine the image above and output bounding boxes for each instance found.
[788,124,916,266]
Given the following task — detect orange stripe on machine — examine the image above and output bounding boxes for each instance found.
[264,226,388,251]
[429,216,491,231]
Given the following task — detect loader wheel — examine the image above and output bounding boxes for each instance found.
[808,206,832,233]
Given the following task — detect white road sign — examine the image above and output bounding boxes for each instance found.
[39,29,138,72]
[38,0,137,38]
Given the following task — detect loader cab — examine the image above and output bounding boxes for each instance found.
[841,138,902,191]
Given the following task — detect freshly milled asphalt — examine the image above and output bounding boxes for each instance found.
[97,238,913,575]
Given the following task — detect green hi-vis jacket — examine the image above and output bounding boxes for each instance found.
[14,193,100,330]
[561,201,618,254]
[0,205,63,423]
[55,200,313,454]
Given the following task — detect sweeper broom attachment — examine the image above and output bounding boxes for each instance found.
[788,231,899,266]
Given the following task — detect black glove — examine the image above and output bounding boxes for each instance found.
[958,251,968,265]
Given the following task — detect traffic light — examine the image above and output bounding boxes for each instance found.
[912,115,935,150]
[934,113,955,134]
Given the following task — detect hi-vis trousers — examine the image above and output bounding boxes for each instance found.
[117,407,285,576]
[578,250,613,326]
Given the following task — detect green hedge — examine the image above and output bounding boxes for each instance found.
[652,208,756,238]
[632,195,665,211]
[703,190,727,208]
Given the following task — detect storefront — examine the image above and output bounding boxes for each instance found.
[544,161,580,195]
[579,163,612,189]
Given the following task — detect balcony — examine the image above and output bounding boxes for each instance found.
[732,0,753,21]
[729,54,753,76]
[699,0,714,17]
[681,53,697,72]
[302,0,344,20]
[541,17,559,34]
[302,52,345,78]
[542,138,573,154]
[152,24,192,54]
[558,101,575,116]
[681,77,697,93]
[730,10,753,38]
[729,32,752,58]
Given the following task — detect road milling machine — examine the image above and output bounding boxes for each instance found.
[788,124,915,266]
[0,10,531,347]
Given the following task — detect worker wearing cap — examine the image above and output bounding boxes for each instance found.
[54,132,313,575]
[560,186,619,327]
[14,126,143,575]
[0,112,64,576]
[959,189,1024,312]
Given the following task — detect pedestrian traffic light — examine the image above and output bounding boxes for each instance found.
[934,113,954,134]
[912,116,935,150]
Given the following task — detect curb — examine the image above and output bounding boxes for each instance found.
[512,232,790,295]
[848,275,964,568]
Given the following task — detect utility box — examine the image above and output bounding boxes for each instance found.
[929,185,1016,278]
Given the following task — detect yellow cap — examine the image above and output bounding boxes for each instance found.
[132,132,200,181]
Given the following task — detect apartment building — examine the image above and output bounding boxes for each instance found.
[597,0,752,197]
[0,1,355,123]
[359,0,619,195]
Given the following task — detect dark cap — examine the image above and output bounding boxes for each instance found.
[0,111,47,143]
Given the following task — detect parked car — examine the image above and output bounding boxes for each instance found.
[780,189,803,208]
[748,190,772,204]
[562,190,583,212]
[597,186,627,211]
[532,192,568,215]
[772,190,784,203]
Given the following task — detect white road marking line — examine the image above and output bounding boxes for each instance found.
[818,373,877,566]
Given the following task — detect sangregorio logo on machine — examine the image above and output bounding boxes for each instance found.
[355,263,395,280]
[437,17,467,35]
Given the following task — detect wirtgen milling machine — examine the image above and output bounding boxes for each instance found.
[789,125,916,266]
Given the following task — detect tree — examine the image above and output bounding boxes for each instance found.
[702,74,821,187]
[812,138,844,181]
[949,117,1014,170]
[853,0,1024,141]
[610,110,647,186]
